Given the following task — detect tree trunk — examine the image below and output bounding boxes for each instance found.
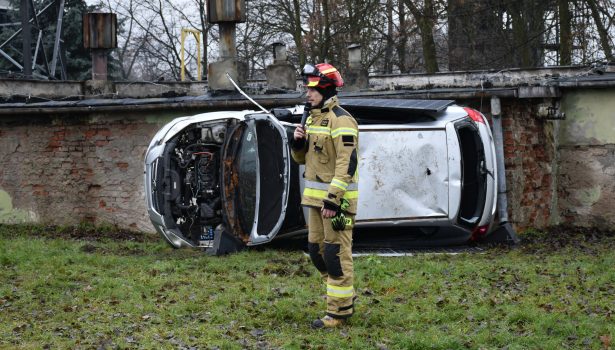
[558,0,572,65]
[292,0,306,67]
[509,3,531,67]
[421,0,438,73]
[405,0,439,73]
[384,0,394,73]
[397,0,407,73]
[198,0,208,75]
[586,0,614,61]
[322,0,330,62]
[507,0,547,68]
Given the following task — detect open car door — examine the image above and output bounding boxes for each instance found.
[220,114,291,245]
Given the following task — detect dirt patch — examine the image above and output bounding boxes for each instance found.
[0,224,159,243]
[519,224,615,254]
[262,256,312,277]
[80,243,98,253]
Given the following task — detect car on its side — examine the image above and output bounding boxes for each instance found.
[144,99,498,254]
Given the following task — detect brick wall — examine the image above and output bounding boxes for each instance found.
[0,113,177,231]
[465,99,558,231]
[500,100,558,230]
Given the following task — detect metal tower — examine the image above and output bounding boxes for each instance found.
[0,0,66,79]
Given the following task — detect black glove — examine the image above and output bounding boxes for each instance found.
[330,198,350,231]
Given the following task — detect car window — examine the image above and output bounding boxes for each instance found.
[236,127,257,235]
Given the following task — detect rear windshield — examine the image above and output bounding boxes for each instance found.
[456,122,487,227]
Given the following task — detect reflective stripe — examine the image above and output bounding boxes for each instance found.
[306,126,331,135]
[304,180,358,191]
[331,127,358,138]
[320,67,337,74]
[303,188,359,200]
[327,284,354,298]
[331,178,348,190]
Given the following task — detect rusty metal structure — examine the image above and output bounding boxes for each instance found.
[82,12,117,81]
[0,0,67,79]
[207,0,244,60]
[207,0,246,90]
[207,0,246,23]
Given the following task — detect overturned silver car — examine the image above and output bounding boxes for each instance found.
[144,99,498,254]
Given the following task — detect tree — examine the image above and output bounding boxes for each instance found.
[447,0,504,70]
[586,0,614,61]
[397,0,409,73]
[0,0,109,80]
[95,0,212,81]
[404,0,439,73]
[558,0,572,65]
[35,0,98,80]
[507,0,547,67]
[256,0,308,67]
[63,0,100,80]
[5,0,615,81]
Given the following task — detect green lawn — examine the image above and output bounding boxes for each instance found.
[0,225,613,349]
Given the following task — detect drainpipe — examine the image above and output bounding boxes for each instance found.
[488,96,520,245]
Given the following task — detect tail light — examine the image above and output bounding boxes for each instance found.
[470,224,489,241]
[463,107,485,124]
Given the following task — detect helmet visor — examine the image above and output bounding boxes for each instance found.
[301,64,319,76]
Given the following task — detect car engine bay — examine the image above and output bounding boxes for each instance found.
[157,120,236,248]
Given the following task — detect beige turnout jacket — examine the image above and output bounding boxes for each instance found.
[291,96,359,214]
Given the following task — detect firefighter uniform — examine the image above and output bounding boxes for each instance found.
[291,95,359,320]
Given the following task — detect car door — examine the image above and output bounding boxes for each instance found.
[220,114,291,245]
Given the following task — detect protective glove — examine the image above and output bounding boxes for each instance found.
[331,199,351,231]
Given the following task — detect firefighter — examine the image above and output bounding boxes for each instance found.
[291,63,359,329]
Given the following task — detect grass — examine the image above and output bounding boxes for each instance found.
[0,224,613,350]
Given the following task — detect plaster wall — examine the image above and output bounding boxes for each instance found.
[557,89,615,229]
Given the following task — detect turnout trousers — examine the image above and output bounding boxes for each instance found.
[307,207,355,319]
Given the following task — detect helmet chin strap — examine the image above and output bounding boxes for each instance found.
[315,86,337,104]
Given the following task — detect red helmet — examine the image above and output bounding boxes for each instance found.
[301,63,344,89]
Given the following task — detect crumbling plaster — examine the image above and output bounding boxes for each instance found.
[557,89,615,229]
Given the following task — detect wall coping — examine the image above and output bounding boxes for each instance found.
[1,66,614,115]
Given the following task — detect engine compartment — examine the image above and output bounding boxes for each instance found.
[158,120,236,248]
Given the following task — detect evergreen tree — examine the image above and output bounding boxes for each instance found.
[0,0,109,80]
